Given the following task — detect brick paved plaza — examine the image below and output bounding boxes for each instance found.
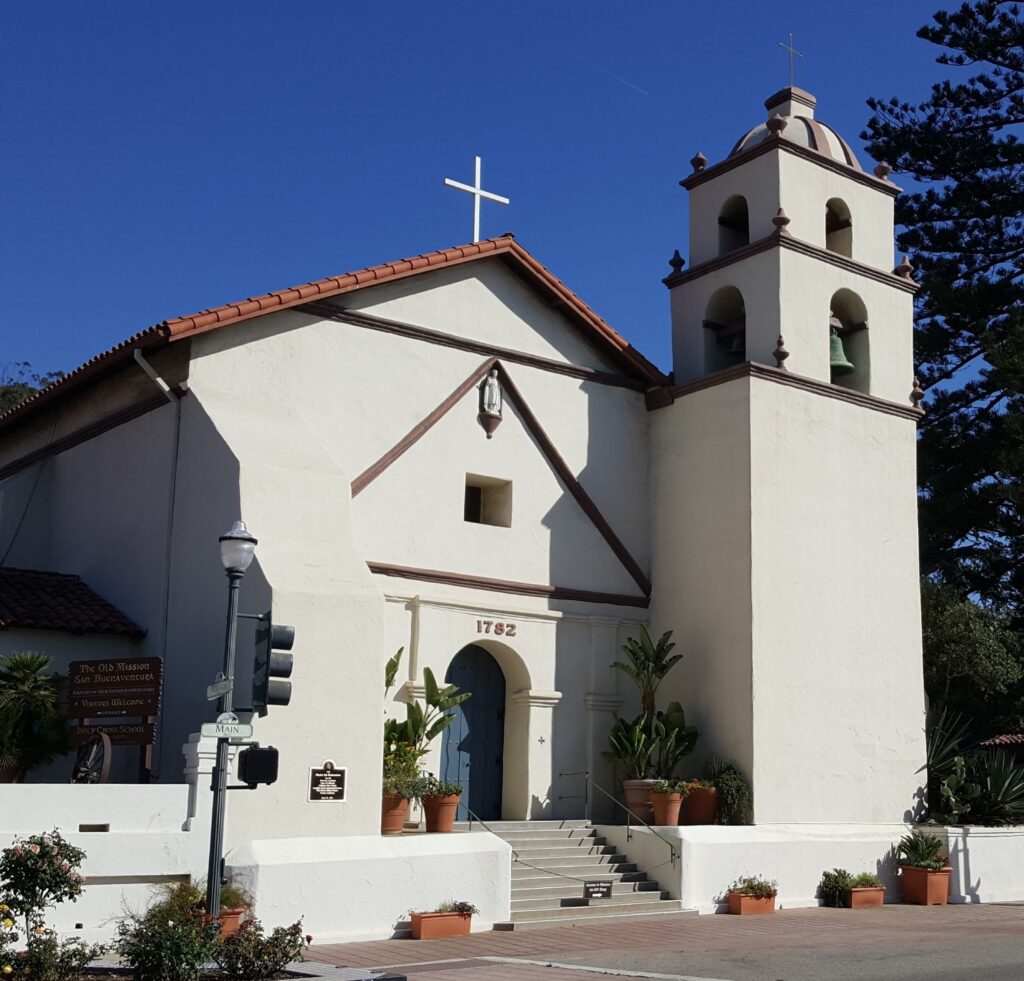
[307,904,1024,980]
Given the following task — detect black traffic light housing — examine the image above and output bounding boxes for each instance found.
[252,612,295,716]
[238,745,279,786]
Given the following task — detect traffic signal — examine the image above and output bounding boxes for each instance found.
[238,745,279,786]
[252,612,295,716]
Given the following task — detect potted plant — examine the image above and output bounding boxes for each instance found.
[409,900,478,940]
[896,831,952,905]
[707,757,752,825]
[819,868,885,909]
[0,653,69,782]
[650,779,686,826]
[152,879,251,938]
[727,875,777,915]
[682,778,719,824]
[604,629,698,823]
[382,739,419,835]
[418,775,463,833]
[217,883,251,938]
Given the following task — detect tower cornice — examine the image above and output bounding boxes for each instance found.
[680,134,900,197]
[662,230,919,294]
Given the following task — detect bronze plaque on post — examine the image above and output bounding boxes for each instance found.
[308,760,346,802]
[69,658,162,718]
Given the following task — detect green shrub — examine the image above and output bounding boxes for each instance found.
[212,919,310,981]
[852,871,882,887]
[651,779,686,793]
[23,924,106,981]
[819,868,855,907]
[707,757,752,825]
[416,775,463,798]
[435,900,478,914]
[729,875,777,899]
[114,902,218,981]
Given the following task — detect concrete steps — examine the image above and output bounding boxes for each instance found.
[484,820,697,930]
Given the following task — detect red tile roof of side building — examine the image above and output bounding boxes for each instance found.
[0,236,666,436]
[0,568,144,638]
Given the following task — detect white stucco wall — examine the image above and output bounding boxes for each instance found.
[228,830,512,942]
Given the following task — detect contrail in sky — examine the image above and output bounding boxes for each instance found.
[574,53,650,96]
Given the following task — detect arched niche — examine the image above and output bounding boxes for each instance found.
[829,288,870,393]
[718,195,750,255]
[703,285,746,374]
[825,198,853,257]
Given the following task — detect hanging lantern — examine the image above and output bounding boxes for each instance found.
[829,315,855,376]
[477,368,503,438]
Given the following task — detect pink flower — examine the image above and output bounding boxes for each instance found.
[12,848,20,858]
[26,845,39,856]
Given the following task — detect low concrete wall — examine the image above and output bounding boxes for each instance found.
[946,826,1024,904]
[228,830,512,943]
[598,823,910,912]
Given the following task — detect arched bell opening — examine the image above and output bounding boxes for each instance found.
[718,195,750,255]
[825,198,853,257]
[703,285,746,374]
[828,289,870,393]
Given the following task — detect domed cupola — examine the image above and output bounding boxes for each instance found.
[729,87,862,172]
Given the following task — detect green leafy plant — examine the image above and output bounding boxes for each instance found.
[819,868,854,908]
[896,831,947,870]
[212,918,311,981]
[852,872,882,888]
[729,875,777,899]
[0,831,86,935]
[417,775,463,798]
[382,739,420,798]
[603,716,654,780]
[0,653,69,780]
[708,757,753,825]
[651,779,686,793]
[434,900,478,915]
[114,900,219,981]
[934,749,1024,826]
[685,778,715,791]
[612,628,681,726]
[22,924,106,981]
[650,703,699,779]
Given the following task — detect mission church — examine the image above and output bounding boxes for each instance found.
[0,86,928,930]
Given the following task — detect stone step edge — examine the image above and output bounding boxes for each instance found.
[493,908,699,931]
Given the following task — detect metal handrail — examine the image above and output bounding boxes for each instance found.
[560,770,679,867]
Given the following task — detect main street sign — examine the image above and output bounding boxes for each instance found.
[200,720,253,740]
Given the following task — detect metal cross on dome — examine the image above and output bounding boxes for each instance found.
[444,155,510,244]
[778,32,803,87]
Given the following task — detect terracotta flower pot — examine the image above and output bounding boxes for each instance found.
[684,786,719,824]
[847,886,885,909]
[900,865,952,905]
[410,911,472,939]
[218,908,246,938]
[727,891,775,915]
[622,778,657,824]
[650,791,684,826]
[422,794,461,833]
[381,793,410,835]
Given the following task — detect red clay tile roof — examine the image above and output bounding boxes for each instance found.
[0,568,144,638]
[980,733,1024,747]
[0,235,666,435]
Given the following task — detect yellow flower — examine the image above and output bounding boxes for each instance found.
[0,904,7,912]
[1,920,12,929]
[3,964,13,975]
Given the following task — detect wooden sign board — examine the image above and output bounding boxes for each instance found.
[309,760,346,802]
[74,723,155,747]
[583,881,613,899]
[69,657,162,718]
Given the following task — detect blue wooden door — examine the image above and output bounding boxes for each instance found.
[441,645,505,821]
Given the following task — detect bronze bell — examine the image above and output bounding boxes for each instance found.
[829,316,855,376]
[729,332,745,356]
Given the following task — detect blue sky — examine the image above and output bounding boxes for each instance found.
[1,1,945,376]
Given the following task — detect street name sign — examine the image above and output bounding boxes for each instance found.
[200,721,253,740]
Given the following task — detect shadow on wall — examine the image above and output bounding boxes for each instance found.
[159,397,271,780]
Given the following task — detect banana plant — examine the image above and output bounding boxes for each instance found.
[602,715,654,780]
[383,650,470,757]
[611,627,681,732]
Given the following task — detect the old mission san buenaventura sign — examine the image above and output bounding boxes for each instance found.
[69,657,162,746]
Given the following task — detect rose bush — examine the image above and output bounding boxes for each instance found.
[0,833,85,936]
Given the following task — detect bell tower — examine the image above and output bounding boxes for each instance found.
[650,88,927,825]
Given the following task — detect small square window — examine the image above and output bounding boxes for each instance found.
[464,474,512,527]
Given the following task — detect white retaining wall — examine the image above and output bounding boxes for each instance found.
[598,823,1024,913]
[227,830,512,943]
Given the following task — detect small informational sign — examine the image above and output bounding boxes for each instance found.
[309,760,346,802]
[206,676,233,701]
[200,720,253,740]
[69,657,162,718]
[583,880,613,900]
[74,722,155,746]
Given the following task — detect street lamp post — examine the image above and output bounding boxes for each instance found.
[205,520,258,918]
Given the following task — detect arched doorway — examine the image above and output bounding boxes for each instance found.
[441,644,506,820]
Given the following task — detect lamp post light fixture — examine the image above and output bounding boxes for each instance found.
[206,520,258,918]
